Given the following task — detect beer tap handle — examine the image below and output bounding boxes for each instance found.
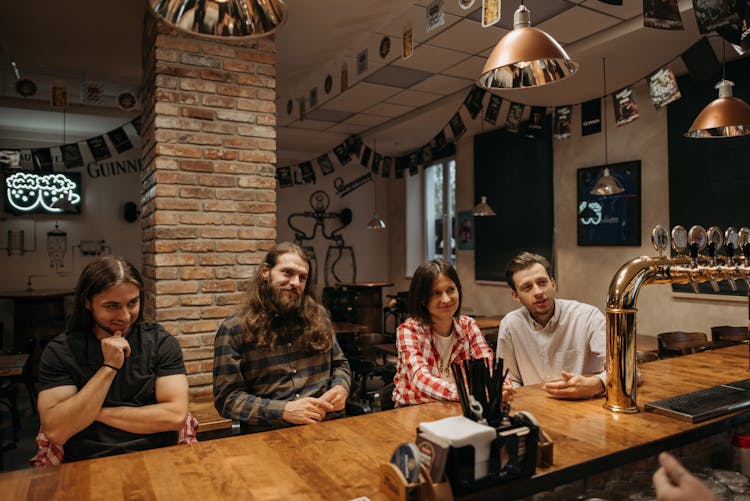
[724,227,739,291]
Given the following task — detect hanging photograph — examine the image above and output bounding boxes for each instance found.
[277,166,293,188]
[333,143,351,165]
[408,152,420,175]
[403,24,414,59]
[298,98,306,121]
[505,102,524,133]
[459,0,476,9]
[345,135,363,156]
[647,66,681,108]
[526,106,546,135]
[613,87,640,126]
[642,0,683,29]
[395,157,406,179]
[309,87,318,107]
[449,112,467,140]
[360,145,372,168]
[482,0,501,27]
[357,49,368,75]
[380,36,391,59]
[107,127,133,154]
[433,130,448,152]
[317,153,335,175]
[485,94,502,124]
[553,106,572,139]
[32,148,53,172]
[371,152,382,174]
[86,136,112,161]
[381,156,392,178]
[324,75,333,94]
[457,211,475,250]
[420,144,433,165]
[426,0,445,33]
[130,116,142,135]
[581,98,602,136]
[341,63,349,92]
[299,161,316,184]
[51,81,67,109]
[463,85,486,119]
[61,143,84,169]
[577,161,641,246]
[693,0,741,33]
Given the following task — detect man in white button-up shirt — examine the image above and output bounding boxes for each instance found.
[496,252,606,399]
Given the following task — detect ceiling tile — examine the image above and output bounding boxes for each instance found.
[340,113,392,127]
[441,56,486,79]
[364,65,434,88]
[364,102,416,118]
[536,5,622,45]
[376,8,461,44]
[580,0,643,20]
[426,19,508,54]
[287,119,337,131]
[392,44,469,72]
[411,74,473,94]
[385,89,443,107]
[327,122,369,134]
[321,82,403,113]
[304,108,355,123]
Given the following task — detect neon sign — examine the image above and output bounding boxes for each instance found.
[5,171,82,214]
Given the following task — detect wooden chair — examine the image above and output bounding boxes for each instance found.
[710,325,749,348]
[636,350,659,364]
[657,331,712,359]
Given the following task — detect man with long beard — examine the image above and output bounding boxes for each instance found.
[213,242,351,433]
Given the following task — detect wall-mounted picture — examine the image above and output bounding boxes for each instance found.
[457,210,474,250]
[577,160,641,246]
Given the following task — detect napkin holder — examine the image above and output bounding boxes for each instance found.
[379,463,454,501]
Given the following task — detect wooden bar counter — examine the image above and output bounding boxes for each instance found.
[4,345,750,500]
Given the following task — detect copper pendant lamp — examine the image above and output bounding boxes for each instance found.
[147,0,287,39]
[478,2,578,90]
[685,40,750,138]
[472,196,496,216]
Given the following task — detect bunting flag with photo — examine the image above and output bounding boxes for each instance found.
[61,143,84,169]
[554,106,572,139]
[360,145,372,168]
[485,94,502,124]
[433,129,448,152]
[381,156,392,178]
[714,2,749,49]
[598,0,623,4]
[692,0,741,34]
[32,148,54,172]
[613,87,640,126]
[357,49,368,75]
[642,0,683,29]
[277,166,293,187]
[403,24,414,59]
[581,98,602,136]
[298,161,316,184]
[526,106,546,136]
[310,87,318,107]
[395,157,406,179]
[420,144,433,165]
[408,152,420,175]
[317,153,335,175]
[107,127,133,154]
[463,85,486,119]
[647,66,681,108]
[449,112,467,140]
[346,135,363,156]
[341,63,349,92]
[87,136,112,161]
[426,0,445,33]
[371,152,382,174]
[333,143,351,165]
[130,116,142,135]
[505,102,524,133]
[482,0,500,27]
[299,98,306,121]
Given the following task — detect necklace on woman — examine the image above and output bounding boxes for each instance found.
[434,323,455,381]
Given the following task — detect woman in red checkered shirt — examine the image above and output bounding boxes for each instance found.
[392,259,513,406]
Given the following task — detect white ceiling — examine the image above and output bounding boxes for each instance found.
[0,0,746,164]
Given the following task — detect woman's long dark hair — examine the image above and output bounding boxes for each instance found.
[239,242,333,351]
[407,258,463,326]
[67,256,144,336]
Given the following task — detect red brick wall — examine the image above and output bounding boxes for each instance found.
[140,17,277,398]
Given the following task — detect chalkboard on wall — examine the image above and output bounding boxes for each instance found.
[668,57,750,297]
[473,123,554,282]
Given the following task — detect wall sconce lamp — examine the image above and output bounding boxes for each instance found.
[147,0,287,39]
[685,40,750,138]
[472,195,496,216]
[477,2,578,90]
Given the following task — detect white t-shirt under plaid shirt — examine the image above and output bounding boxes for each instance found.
[392,315,494,406]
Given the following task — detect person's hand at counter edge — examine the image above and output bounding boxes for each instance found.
[542,371,604,399]
[652,452,717,501]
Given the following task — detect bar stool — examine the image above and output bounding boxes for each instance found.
[657,331,712,358]
[710,325,749,348]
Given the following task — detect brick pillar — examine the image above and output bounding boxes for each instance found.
[140,17,277,398]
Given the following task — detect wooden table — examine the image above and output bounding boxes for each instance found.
[4,345,750,500]
[331,321,369,335]
[0,288,73,352]
[0,353,29,377]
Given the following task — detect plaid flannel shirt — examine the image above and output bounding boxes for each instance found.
[392,315,494,406]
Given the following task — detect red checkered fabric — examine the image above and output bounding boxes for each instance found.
[30,412,199,467]
[392,315,494,406]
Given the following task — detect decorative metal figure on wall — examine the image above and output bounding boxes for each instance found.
[287,190,355,286]
[47,224,67,271]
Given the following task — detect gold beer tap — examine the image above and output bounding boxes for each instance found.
[604,224,750,413]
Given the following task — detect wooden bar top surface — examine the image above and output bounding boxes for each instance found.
[0,353,29,377]
[4,345,750,500]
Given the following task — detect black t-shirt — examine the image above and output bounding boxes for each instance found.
[38,322,186,462]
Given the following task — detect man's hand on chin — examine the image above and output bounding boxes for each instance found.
[542,370,604,399]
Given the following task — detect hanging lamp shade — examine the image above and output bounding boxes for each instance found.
[590,168,624,196]
[684,80,750,138]
[367,212,386,230]
[147,0,287,39]
[477,4,578,90]
[472,196,496,216]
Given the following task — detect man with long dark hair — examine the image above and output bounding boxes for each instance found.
[37,256,189,462]
[213,242,351,433]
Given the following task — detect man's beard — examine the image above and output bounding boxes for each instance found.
[269,283,304,314]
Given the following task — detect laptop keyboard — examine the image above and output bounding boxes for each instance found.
[644,379,750,423]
